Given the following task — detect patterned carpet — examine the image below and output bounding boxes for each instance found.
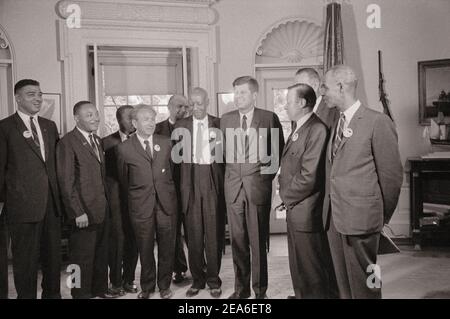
[5,234,450,299]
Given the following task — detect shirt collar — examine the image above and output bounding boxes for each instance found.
[136,132,153,147]
[168,118,176,125]
[76,126,96,142]
[295,112,313,133]
[119,130,128,142]
[342,100,361,123]
[239,107,255,124]
[193,115,208,126]
[313,95,322,114]
[17,109,38,126]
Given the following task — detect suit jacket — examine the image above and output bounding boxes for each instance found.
[315,97,340,131]
[175,115,225,214]
[220,108,285,205]
[56,128,108,225]
[116,134,177,219]
[0,113,61,223]
[279,113,328,232]
[155,119,175,138]
[322,105,403,235]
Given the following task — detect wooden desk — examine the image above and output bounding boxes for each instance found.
[408,157,450,249]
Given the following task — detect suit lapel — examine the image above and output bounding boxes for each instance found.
[335,105,365,155]
[13,113,44,162]
[132,134,152,163]
[73,128,101,163]
[152,135,159,163]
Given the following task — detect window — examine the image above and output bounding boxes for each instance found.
[272,88,291,142]
[103,94,172,136]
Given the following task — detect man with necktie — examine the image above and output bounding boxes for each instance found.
[155,94,190,284]
[220,76,285,299]
[279,83,337,299]
[102,105,139,296]
[0,79,62,299]
[175,87,225,298]
[57,101,115,299]
[117,105,177,299]
[321,65,403,299]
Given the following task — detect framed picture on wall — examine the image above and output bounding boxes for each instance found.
[217,92,235,117]
[39,93,62,134]
[418,59,450,125]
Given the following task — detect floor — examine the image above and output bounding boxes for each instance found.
[5,234,450,299]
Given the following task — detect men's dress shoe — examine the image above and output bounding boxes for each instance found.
[287,295,296,299]
[137,291,153,299]
[123,282,138,294]
[160,289,173,299]
[255,294,268,299]
[108,286,125,297]
[95,292,119,299]
[173,272,186,284]
[228,292,250,299]
[186,287,200,297]
[210,288,222,298]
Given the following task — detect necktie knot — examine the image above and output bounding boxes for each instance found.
[144,140,152,158]
[29,116,40,149]
[242,114,248,131]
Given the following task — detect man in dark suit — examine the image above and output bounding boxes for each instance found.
[0,79,61,299]
[279,83,337,299]
[175,87,225,298]
[117,105,177,299]
[57,101,115,299]
[295,68,339,130]
[0,212,7,299]
[155,94,190,284]
[321,65,403,299]
[220,76,285,299]
[102,105,138,295]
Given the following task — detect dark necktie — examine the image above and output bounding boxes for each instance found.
[242,115,249,159]
[332,113,345,159]
[196,122,203,163]
[287,121,297,143]
[144,140,153,159]
[29,116,40,148]
[242,114,248,131]
[89,133,100,160]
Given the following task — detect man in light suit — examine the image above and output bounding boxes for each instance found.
[57,101,115,299]
[117,105,177,299]
[102,105,139,295]
[155,94,190,284]
[321,65,403,299]
[220,76,285,299]
[0,79,62,299]
[279,83,337,299]
[295,68,339,130]
[175,88,225,298]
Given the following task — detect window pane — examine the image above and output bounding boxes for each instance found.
[154,106,169,123]
[104,106,119,136]
[273,88,289,122]
[111,96,127,106]
[152,95,172,106]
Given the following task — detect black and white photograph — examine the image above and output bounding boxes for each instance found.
[1,0,450,308]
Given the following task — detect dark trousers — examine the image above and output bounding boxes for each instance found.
[8,193,61,299]
[121,210,138,285]
[227,186,270,297]
[287,221,338,299]
[0,213,8,299]
[327,214,381,299]
[173,194,188,275]
[186,165,223,290]
[107,181,139,287]
[132,201,176,293]
[70,217,109,299]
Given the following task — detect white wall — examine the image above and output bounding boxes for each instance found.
[2,0,450,236]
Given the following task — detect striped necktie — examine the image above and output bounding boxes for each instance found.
[332,113,345,160]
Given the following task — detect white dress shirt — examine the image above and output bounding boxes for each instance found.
[119,130,129,143]
[341,100,361,131]
[293,111,314,135]
[192,116,212,164]
[239,107,255,134]
[136,133,153,157]
[77,127,100,160]
[17,110,45,161]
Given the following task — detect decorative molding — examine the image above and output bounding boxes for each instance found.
[0,30,10,49]
[56,0,218,26]
[256,19,323,63]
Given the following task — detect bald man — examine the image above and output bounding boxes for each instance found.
[155,94,190,284]
[175,88,225,298]
[321,65,403,299]
[294,68,339,130]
